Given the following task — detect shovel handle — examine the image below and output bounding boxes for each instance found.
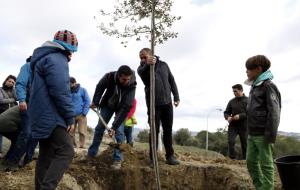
[91,107,117,143]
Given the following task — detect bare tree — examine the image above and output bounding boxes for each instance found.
[96,0,181,47]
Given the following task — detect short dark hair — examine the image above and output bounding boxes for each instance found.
[70,77,76,84]
[139,48,152,55]
[245,55,271,72]
[117,65,133,76]
[2,75,16,87]
[232,84,243,91]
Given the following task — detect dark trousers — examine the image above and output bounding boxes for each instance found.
[35,127,74,190]
[228,126,247,159]
[124,127,133,144]
[1,132,18,160]
[148,103,174,159]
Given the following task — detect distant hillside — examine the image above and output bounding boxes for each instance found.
[278,131,300,140]
[129,128,300,141]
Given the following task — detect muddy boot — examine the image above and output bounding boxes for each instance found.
[129,142,133,147]
[111,161,122,170]
[5,160,19,172]
[0,160,8,172]
[166,156,180,165]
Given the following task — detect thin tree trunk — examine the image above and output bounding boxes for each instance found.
[150,0,161,189]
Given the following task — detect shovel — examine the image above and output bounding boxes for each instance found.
[91,107,126,151]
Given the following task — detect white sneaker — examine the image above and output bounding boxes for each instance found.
[111,161,121,170]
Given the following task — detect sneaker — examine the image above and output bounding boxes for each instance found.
[111,161,122,170]
[166,156,180,165]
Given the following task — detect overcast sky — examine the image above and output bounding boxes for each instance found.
[1,0,300,133]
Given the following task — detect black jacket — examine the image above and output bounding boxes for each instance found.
[224,95,248,128]
[247,80,281,143]
[137,56,179,107]
[92,71,136,130]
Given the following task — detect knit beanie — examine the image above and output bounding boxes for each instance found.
[53,30,78,52]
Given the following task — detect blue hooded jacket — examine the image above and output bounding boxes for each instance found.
[71,84,90,116]
[29,41,75,139]
[16,62,32,102]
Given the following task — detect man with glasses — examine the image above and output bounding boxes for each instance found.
[224,84,248,160]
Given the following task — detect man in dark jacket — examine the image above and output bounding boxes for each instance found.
[88,65,136,170]
[29,30,78,190]
[224,84,248,159]
[138,48,180,165]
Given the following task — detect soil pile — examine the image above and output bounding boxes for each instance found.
[0,144,282,190]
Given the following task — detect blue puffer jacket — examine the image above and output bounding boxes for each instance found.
[29,42,75,139]
[71,84,90,116]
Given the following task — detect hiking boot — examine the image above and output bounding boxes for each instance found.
[6,161,19,172]
[0,160,19,172]
[166,156,180,165]
[111,161,122,170]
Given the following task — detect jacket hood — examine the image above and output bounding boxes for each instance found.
[30,41,67,70]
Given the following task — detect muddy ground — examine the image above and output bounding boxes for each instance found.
[0,142,282,190]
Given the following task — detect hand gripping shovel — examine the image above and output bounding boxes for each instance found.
[91,108,126,151]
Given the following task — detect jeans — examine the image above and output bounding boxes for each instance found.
[35,126,74,190]
[88,106,125,161]
[124,127,133,144]
[148,103,174,159]
[246,135,274,190]
[228,125,247,159]
[23,138,39,165]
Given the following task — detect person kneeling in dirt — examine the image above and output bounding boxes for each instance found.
[0,106,21,168]
[88,65,136,170]
[0,56,40,172]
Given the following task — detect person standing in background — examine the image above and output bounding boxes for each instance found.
[124,99,137,147]
[224,84,248,160]
[70,76,90,149]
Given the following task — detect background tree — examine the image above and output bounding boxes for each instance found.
[174,128,192,146]
[137,129,150,143]
[96,0,181,47]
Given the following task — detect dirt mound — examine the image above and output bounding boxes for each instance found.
[68,145,254,190]
[0,144,282,190]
